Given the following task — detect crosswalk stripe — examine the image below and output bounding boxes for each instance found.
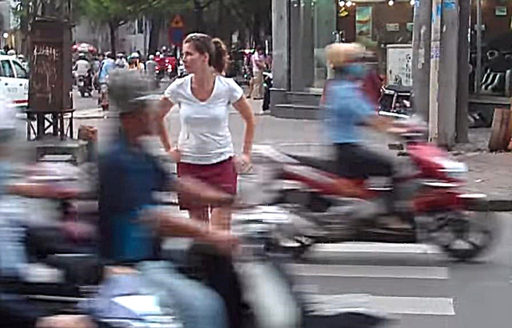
[288,264,449,279]
[309,294,455,316]
[371,296,455,316]
[312,243,441,255]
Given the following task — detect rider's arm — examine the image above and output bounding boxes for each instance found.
[348,86,394,133]
[7,183,75,199]
[365,115,394,133]
[175,176,235,207]
[142,208,237,254]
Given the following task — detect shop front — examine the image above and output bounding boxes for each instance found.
[271,0,415,118]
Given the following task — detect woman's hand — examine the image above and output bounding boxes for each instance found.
[235,153,253,174]
[168,148,181,163]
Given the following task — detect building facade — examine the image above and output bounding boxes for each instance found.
[271,0,416,118]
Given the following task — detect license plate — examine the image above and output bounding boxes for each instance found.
[78,81,84,86]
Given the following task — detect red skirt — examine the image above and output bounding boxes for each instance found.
[177,157,238,210]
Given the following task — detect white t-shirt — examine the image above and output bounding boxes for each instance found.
[251,52,265,74]
[164,74,244,165]
[75,60,91,76]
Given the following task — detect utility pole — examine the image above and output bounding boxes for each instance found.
[428,0,442,143]
[412,0,432,121]
[437,0,459,147]
[456,0,470,143]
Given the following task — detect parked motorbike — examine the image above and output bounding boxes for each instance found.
[155,56,178,82]
[251,118,499,261]
[378,85,413,119]
[77,73,93,98]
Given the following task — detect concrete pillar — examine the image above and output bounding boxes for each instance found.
[412,0,432,121]
[271,0,290,90]
[290,0,304,91]
[302,0,314,88]
[437,0,459,147]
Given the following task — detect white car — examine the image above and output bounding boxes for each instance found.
[0,55,29,108]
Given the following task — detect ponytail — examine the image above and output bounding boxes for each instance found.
[212,38,228,74]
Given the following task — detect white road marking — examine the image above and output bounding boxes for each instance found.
[312,242,441,255]
[308,294,455,316]
[288,263,449,279]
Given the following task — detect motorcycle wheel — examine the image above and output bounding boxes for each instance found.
[431,210,499,261]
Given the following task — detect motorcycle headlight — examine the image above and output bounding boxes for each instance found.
[440,160,468,182]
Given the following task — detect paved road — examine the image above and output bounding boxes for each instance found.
[283,213,512,328]
[61,83,512,328]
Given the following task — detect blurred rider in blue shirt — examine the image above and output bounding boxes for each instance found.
[99,70,237,328]
[323,43,412,228]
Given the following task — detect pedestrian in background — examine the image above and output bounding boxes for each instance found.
[145,54,159,88]
[158,33,255,231]
[250,45,266,100]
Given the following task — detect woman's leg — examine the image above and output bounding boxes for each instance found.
[211,207,232,231]
[247,76,255,98]
[188,208,210,224]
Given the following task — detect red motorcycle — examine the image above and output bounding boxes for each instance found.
[155,55,177,81]
[253,119,499,261]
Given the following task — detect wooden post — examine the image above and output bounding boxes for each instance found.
[488,108,512,152]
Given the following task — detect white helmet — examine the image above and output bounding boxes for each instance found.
[7,50,16,56]
[130,52,140,59]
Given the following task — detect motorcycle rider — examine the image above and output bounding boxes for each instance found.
[115,53,128,69]
[146,54,159,87]
[0,95,96,328]
[74,53,92,90]
[99,70,237,328]
[128,52,145,71]
[323,43,412,228]
[98,52,116,110]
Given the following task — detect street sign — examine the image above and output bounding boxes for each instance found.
[169,15,185,46]
[171,15,184,28]
[170,28,185,46]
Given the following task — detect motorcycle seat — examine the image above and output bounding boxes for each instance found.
[383,85,412,93]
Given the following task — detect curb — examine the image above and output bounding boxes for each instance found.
[488,198,512,212]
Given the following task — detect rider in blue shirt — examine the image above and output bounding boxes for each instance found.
[323,43,412,228]
[99,70,237,328]
[98,52,116,84]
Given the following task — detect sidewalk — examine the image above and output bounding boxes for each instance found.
[451,128,512,209]
[71,100,512,210]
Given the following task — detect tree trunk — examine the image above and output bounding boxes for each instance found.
[252,13,262,46]
[149,16,163,55]
[194,0,205,32]
[109,21,117,54]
